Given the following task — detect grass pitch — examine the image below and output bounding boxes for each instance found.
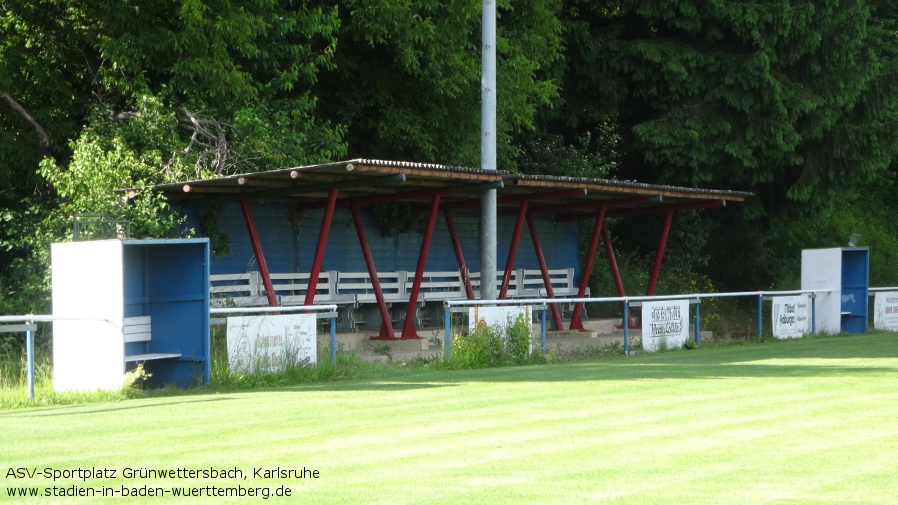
[3,333,898,504]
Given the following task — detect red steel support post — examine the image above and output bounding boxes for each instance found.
[304,188,338,306]
[240,198,278,307]
[443,209,475,300]
[526,212,564,330]
[645,210,674,296]
[500,200,528,299]
[349,203,395,339]
[602,226,635,328]
[602,226,626,298]
[401,194,441,339]
[570,205,607,331]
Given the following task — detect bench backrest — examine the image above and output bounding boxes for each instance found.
[402,270,466,300]
[210,272,267,307]
[270,271,348,305]
[403,270,463,291]
[470,270,519,296]
[337,272,404,302]
[521,268,576,296]
[123,316,151,343]
[209,268,579,307]
[211,271,352,306]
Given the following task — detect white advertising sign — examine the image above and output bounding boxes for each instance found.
[874,291,898,332]
[227,314,317,373]
[771,295,810,339]
[641,300,689,352]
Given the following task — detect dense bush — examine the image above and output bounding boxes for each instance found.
[450,313,535,369]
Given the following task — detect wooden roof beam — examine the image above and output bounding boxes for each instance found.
[236,177,296,188]
[181,184,242,194]
[235,173,407,201]
[558,199,726,223]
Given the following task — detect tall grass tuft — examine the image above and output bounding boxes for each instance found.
[208,325,372,389]
[1,356,148,409]
[210,346,372,390]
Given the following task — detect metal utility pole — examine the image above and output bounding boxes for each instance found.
[480,0,498,301]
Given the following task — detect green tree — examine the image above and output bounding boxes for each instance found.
[0,0,348,313]
[1,0,348,186]
[546,0,898,205]
[315,0,563,169]
[536,0,898,290]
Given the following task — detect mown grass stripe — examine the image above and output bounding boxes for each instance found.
[2,333,898,504]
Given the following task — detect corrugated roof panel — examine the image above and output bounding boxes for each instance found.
[149,159,752,215]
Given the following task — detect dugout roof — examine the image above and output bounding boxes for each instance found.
[153,159,752,217]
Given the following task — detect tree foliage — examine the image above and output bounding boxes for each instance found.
[544,0,898,213]
[0,0,565,313]
[0,0,348,312]
[315,0,563,168]
[1,0,347,178]
[535,0,898,290]
[2,0,898,311]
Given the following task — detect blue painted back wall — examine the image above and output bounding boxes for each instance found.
[178,201,581,283]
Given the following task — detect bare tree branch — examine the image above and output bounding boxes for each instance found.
[165,108,242,177]
[0,91,52,158]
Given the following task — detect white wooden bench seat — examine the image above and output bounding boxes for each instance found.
[271,271,355,305]
[123,316,181,362]
[520,268,588,298]
[210,271,357,307]
[209,267,584,330]
[209,272,267,307]
[470,270,522,297]
[404,270,467,301]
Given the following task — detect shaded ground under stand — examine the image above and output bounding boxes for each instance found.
[306,316,716,363]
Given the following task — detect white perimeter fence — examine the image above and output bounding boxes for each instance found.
[2,305,337,403]
[7,288,898,402]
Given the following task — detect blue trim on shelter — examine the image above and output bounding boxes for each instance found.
[121,239,211,387]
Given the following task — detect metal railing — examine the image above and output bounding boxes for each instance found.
[0,315,116,402]
[443,289,832,358]
[11,285,898,402]
[2,306,340,403]
[72,213,131,241]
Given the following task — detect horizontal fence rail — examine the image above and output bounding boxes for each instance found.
[0,315,117,402]
[443,289,833,358]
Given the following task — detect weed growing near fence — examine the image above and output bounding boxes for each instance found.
[210,348,372,389]
[451,322,502,368]
[450,313,544,368]
[207,325,373,389]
